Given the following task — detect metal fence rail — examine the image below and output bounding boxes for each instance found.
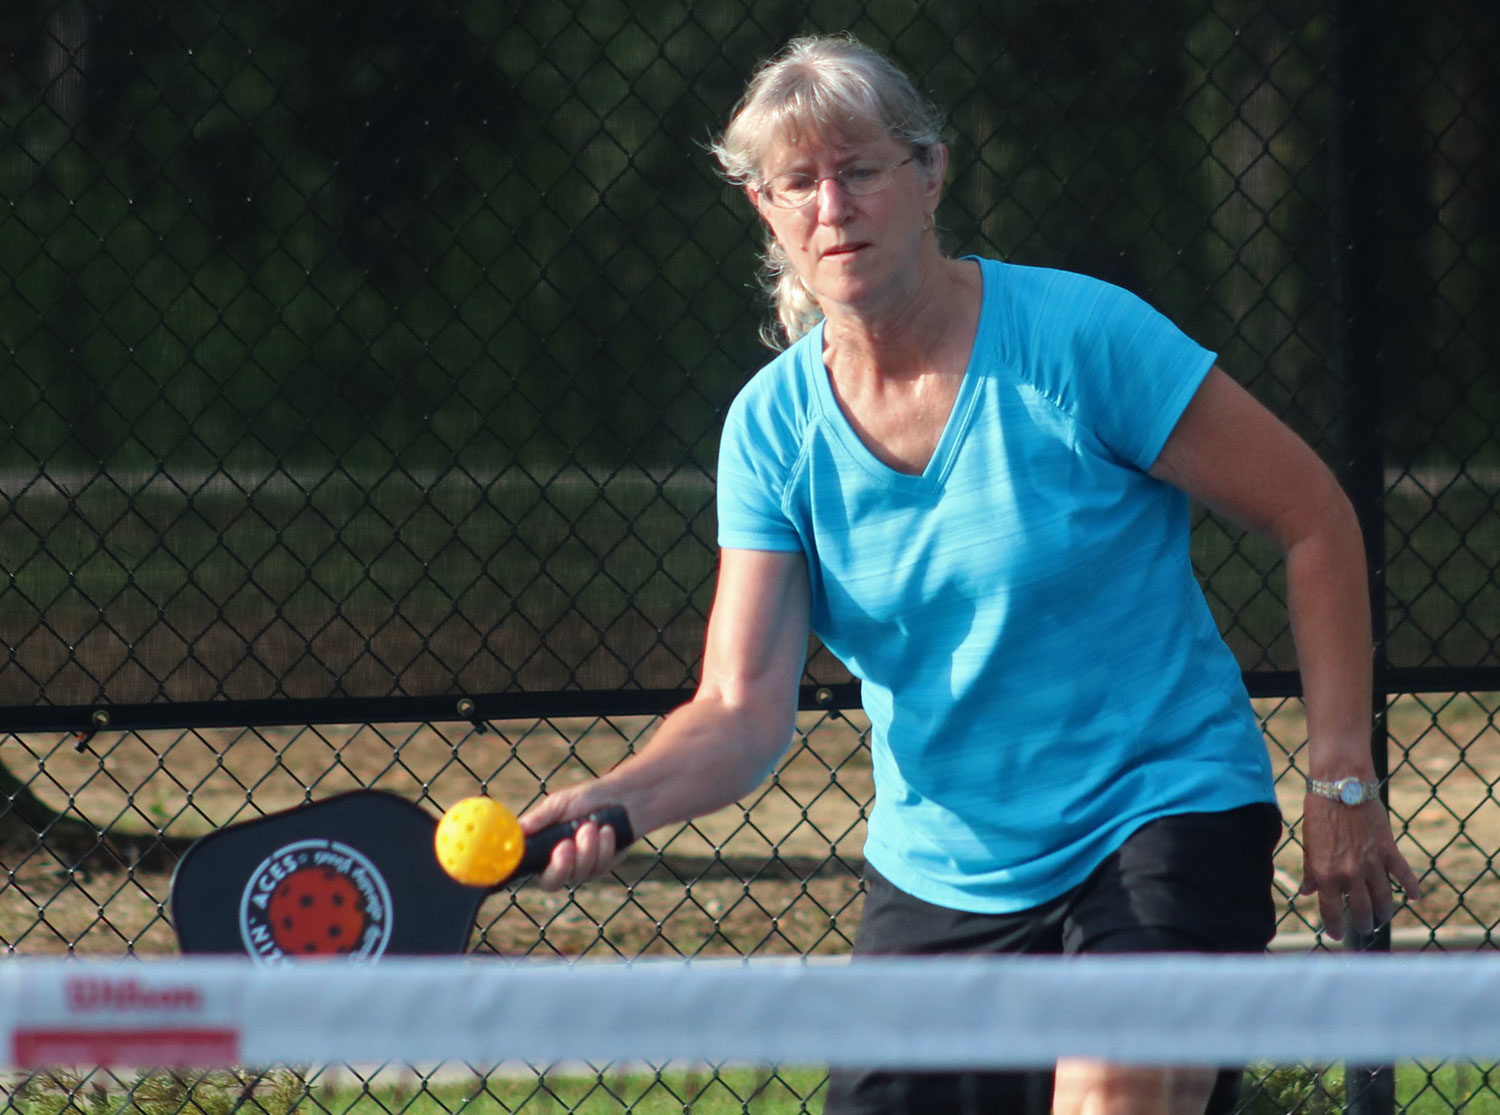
[2,1,1497,1112]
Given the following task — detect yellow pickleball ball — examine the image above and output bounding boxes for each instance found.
[434,796,525,887]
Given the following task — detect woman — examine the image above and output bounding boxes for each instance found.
[518,34,1421,1115]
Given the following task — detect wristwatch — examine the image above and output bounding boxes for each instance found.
[1305,775,1382,805]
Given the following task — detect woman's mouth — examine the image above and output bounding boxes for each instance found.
[821,242,868,259]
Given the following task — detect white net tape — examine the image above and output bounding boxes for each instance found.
[3,954,1497,1071]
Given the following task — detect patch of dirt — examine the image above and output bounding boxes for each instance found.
[2,695,1496,957]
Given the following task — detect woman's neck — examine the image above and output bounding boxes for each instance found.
[817,257,984,474]
[821,256,979,382]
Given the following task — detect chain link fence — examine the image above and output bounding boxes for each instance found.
[2,0,1497,1112]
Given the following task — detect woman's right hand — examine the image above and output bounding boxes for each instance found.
[517,786,629,891]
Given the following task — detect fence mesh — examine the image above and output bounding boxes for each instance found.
[2,0,1498,1112]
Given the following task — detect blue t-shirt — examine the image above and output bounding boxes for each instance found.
[716,258,1276,913]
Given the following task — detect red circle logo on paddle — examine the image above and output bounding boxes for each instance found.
[238,839,393,962]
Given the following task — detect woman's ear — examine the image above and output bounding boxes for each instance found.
[746,184,769,224]
[924,144,949,209]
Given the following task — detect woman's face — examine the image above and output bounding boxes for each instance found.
[749,125,943,319]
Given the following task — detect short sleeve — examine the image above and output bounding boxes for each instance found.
[1028,270,1217,470]
[715,372,805,553]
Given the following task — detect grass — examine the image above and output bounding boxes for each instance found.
[10,1063,1500,1114]
[1,1065,827,1115]
[1241,1062,1500,1114]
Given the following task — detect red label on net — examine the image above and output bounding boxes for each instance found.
[12,1028,240,1068]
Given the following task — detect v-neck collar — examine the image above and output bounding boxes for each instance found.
[809,259,989,489]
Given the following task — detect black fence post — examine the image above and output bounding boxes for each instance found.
[1331,1,1395,1113]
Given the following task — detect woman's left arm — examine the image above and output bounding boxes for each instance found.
[1149,366,1422,941]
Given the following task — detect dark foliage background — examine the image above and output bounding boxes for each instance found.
[1,0,1495,712]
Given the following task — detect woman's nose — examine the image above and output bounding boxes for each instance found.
[815,176,853,222]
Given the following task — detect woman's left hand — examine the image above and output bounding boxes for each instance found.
[1298,794,1422,941]
[1149,367,1424,943]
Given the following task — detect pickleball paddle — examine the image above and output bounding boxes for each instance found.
[169,789,633,960]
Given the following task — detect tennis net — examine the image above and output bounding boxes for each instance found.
[2,954,1496,1111]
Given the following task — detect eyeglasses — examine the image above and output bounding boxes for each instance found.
[756,155,916,210]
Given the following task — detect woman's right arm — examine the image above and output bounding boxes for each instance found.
[517,547,812,889]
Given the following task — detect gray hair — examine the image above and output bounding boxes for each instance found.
[710,35,948,348]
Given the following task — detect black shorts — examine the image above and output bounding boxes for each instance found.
[823,803,1282,1115]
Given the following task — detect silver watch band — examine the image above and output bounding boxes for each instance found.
[1305,775,1382,805]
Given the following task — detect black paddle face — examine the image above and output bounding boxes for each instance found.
[170,790,487,960]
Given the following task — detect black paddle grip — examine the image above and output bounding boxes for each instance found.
[512,804,635,881]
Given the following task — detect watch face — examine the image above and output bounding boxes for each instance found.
[1338,779,1364,805]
